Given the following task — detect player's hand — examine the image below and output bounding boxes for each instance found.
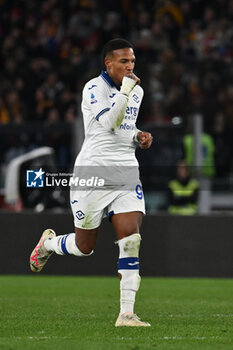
[125,72,140,85]
[120,73,140,96]
[137,131,153,149]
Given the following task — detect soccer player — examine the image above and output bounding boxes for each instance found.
[30,38,153,327]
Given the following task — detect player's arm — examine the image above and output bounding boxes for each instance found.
[134,129,153,149]
[98,74,139,132]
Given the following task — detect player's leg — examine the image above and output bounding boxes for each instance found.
[111,211,150,327]
[74,226,98,254]
[30,227,98,273]
[112,212,143,321]
[30,189,102,272]
[111,211,142,240]
[44,226,98,255]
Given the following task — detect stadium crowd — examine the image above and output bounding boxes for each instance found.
[0,0,233,177]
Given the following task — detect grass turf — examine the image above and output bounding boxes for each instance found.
[0,276,232,350]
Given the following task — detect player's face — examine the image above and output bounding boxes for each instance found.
[105,48,136,86]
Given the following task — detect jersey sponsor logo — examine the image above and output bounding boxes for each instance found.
[119,122,135,131]
[132,94,140,103]
[125,106,138,121]
[126,106,138,116]
[88,85,97,90]
[90,93,97,104]
[109,93,116,98]
[76,210,85,220]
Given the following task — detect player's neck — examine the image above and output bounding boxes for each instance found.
[106,71,120,88]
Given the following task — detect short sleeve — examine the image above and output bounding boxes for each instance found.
[82,81,111,121]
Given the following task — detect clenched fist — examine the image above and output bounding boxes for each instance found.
[137,131,153,149]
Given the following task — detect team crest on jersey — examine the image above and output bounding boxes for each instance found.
[90,93,97,104]
[132,94,140,103]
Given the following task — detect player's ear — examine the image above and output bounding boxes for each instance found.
[105,57,111,70]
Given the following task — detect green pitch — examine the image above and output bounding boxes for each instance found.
[0,276,232,350]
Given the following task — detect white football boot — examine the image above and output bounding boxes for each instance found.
[30,229,56,272]
[115,312,151,327]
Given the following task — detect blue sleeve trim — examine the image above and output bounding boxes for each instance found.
[95,107,110,121]
[118,257,139,270]
[61,234,71,255]
[108,210,114,222]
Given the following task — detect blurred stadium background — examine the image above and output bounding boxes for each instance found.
[0,0,233,277]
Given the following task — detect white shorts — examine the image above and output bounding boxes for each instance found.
[70,186,145,230]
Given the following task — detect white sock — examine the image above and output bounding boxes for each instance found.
[44,233,93,256]
[120,290,136,314]
[117,233,141,315]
